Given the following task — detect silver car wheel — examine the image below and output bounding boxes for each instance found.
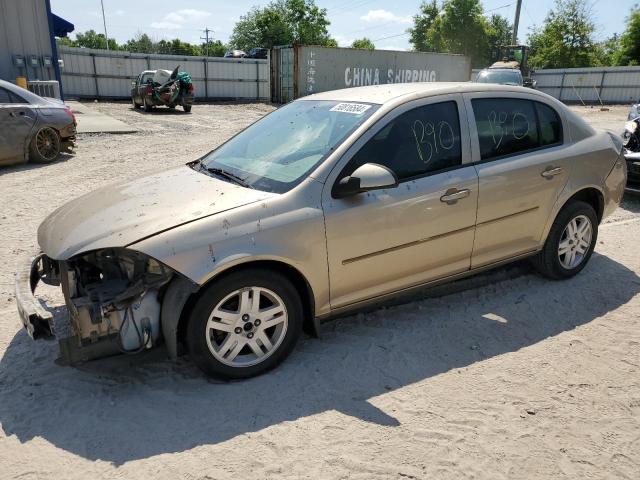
[558,214,593,269]
[205,286,288,367]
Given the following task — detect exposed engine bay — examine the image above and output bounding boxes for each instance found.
[39,249,174,362]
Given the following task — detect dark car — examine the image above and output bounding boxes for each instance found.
[0,78,75,167]
[246,47,268,59]
[131,68,194,113]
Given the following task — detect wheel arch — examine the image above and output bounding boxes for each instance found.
[562,187,605,223]
[541,185,604,247]
[163,259,318,360]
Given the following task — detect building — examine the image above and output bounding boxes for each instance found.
[0,0,73,97]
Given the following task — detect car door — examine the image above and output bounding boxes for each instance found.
[464,93,570,267]
[0,87,36,164]
[322,95,479,309]
[131,74,141,101]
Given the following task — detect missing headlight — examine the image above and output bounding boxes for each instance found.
[60,249,173,357]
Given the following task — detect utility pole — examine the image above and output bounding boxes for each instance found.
[100,0,110,50]
[200,28,213,57]
[512,0,522,45]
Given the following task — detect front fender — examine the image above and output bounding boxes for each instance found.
[129,178,331,317]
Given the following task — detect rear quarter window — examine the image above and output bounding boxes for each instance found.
[535,102,563,146]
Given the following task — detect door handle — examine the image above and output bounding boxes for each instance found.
[8,111,25,117]
[440,188,471,204]
[541,166,563,179]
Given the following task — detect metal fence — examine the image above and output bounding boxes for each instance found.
[58,46,270,101]
[532,66,640,104]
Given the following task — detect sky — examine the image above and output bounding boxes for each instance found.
[50,0,635,51]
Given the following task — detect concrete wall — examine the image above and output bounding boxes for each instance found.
[0,0,56,82]
[58,46,270,101]
[272,45,471,103]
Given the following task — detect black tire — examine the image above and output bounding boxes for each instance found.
[28,127,61,163]
[186,269,303,379]
[531,200,598,279]
[183,104,192,113]
[132,97,141,109]
[143,96,153,112]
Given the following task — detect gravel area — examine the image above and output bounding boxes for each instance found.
[0,101,639,480]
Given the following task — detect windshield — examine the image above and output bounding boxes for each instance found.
[476,70,523,86]
[199,100,379,193]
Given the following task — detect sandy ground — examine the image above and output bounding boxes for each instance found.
[0,102,639,479]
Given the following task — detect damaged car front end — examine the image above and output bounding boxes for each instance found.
[17,248,176,364]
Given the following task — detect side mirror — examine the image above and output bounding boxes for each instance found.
[332,163,399,199]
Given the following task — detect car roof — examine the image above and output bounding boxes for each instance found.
[0,78,56,105]
[302,82,539,105]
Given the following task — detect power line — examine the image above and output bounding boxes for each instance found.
[486,2,514,14]
[371,32,410,42]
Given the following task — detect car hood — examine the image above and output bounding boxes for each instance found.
[38,166,276,260]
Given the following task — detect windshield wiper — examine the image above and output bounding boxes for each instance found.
[205,166,253,189]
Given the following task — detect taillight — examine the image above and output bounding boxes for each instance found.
[64,107,76,125]
[188,83,194,93]
[146,85,153,95]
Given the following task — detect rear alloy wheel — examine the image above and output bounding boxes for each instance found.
[29,127,61,163]
[186,269,303,379]
[183,104,192,113]
[557,214,593,269]
[532,200,598,279]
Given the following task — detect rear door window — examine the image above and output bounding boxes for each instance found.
[472,98,539,161]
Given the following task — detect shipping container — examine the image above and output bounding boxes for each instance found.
[271,45,471,103]
[58,46,270,101]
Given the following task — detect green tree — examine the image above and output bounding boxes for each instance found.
[201,40,227,57]
[527,0,599,68]
[123,33,155,53]
[486,14,513,59]
[230,0,335,50]
[351,38,375,50]
[73,29,119,50]
[408,0,491,67]
[439,0,490,66]
[616,6,640,65]
[408,1,441,52]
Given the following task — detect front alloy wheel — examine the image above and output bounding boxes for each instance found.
[187,269,303,379]
[206,287,288,367]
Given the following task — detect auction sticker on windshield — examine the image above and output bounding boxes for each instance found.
[330,103,372,115]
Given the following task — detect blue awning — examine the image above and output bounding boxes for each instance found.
[51,13,74,38]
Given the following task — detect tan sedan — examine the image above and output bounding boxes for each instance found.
[17,83,627,379]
